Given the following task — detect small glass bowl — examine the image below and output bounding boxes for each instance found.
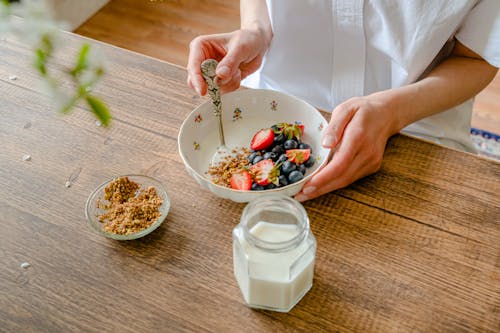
[85,174,170,240]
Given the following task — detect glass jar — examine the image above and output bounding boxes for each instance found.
[233,195,316,312]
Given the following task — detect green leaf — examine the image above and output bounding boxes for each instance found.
[71,44,90,77]
[86,95,111,127]
[40,34,53,56]
[35,48,47,76]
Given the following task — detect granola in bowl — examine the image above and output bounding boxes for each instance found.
[85,175,170,240]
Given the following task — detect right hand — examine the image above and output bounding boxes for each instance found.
[187,28,271,95]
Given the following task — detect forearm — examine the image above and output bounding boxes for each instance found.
[240,0,273,46]
[373,42,498,134]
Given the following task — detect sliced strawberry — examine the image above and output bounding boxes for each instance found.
[250,159,280,186]
[286,149,311,164]
[250,128,275,151]
[230,170,252,191]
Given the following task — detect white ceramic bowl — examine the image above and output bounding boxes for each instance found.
[178,89,330,202]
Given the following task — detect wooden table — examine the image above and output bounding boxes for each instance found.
[1,29,499,333]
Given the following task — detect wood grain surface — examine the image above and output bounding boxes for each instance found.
[1,27,499,333]
[75,0,240,67]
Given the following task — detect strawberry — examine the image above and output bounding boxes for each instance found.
[230,170,252,191]
[286,149,311,164]
[250,159,280,186]
[273,122,304,140]
[250,128,275,151]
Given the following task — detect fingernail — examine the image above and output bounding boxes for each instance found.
[295,194,308,202]
[216,65,230,77]
[322,134,335,147]
[302,186,316,195]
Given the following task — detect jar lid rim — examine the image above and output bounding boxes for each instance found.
[240,195,310,251]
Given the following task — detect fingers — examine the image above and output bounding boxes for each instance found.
[186,33,229,95]
[322,100,358,148]
[187,30,266,96]
[216,32,254,86]
[187,36,208,95]
[295,127,362,202]
[218,69,242,93]
[295,155,372,202]
[293,97,391,202]
[293,100,360,202]
[295,139,384,202]
[295,118,384,202]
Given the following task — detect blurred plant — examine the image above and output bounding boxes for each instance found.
[0,0,111,126]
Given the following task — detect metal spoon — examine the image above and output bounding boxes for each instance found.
[201,59,232,165]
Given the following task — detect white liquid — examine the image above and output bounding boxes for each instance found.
[233,221,315,312]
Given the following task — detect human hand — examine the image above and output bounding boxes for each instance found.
[187,28,271,95]
[294,95,399,202]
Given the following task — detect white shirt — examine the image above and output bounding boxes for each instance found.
[242,0,500,152]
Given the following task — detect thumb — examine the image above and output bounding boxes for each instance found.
[322,102,356,148]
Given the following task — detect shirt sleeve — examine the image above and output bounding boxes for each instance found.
[455,0,500,68]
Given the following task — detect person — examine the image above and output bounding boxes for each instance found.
[187,0,499,202]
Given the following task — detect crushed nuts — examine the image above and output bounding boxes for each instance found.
[207,147,251,188]
[97,177,163,235]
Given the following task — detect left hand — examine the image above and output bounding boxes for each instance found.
[294,94,398,202]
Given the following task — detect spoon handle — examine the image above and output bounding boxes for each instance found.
[201,59,225,146]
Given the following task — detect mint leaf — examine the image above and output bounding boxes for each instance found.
[86,95,111,127]
[35,48,47,75]
[71,43,90,77]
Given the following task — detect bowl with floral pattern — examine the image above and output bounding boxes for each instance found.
[178,88,330,202]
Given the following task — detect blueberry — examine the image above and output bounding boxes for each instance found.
[273,133,286,145]
[263,152,277,161]
[251,183,265,191]
[284,139,298,150]
[266,183,277,190]
[252,155,264,165]
[299,142,312,152]
[288,170,304,184]
[248,152,258,163]
[271,145,285,155]
[278,153,288,163]
[279,175,289,187]
[298,164,307,175]
[281,161,296,175]
[304,156,315,168]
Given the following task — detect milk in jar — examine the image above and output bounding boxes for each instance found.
[233,195,316,312]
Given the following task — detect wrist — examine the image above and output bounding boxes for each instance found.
[241,22,273,48]
[367,89,409,136]
[240,0,273,48]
